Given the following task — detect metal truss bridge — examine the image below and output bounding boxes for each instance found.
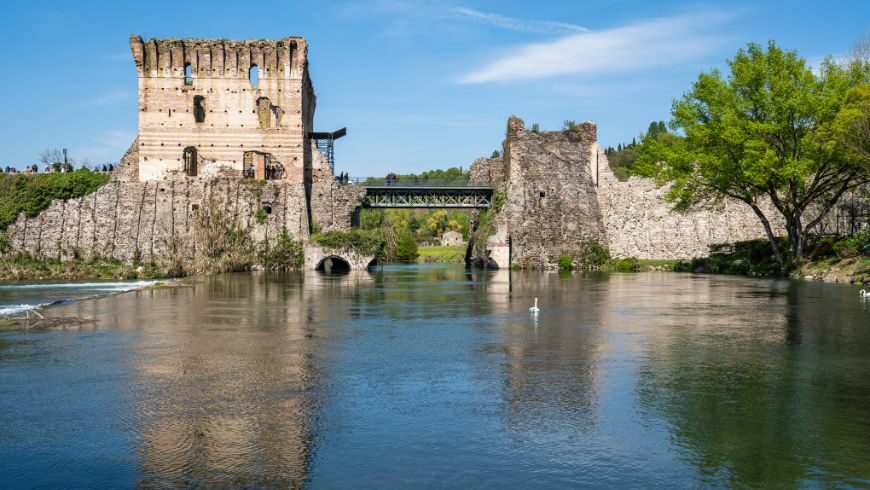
[350,178,493,208]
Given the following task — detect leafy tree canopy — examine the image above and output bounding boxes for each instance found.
[635,41,870,265]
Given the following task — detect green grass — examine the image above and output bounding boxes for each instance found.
[417,245,466,264]
[635,259,678,271]
[0,170,109,230]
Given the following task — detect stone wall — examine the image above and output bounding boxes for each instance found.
[303,243,376,270]
[500,116,607,268]
[308,181,366,232]
[594,147,784,259]
[130,35,314,182]
[5,145,309,263]
[469,116,782,267]
[469,156,505,186]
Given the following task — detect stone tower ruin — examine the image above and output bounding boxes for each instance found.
[129,35,316,182]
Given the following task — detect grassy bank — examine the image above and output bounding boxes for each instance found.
[417,245,466,264]
[0,254,172,281]
[674,236,870,284]
[0,255,171,281]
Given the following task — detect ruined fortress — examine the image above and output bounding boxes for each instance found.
[2,35,777,270]
[128,35,314,182]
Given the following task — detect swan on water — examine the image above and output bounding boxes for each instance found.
[529,298,540,313]
[861,289,868,298]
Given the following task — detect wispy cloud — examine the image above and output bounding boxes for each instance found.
[355,1,588,35]
[459,11,734,84]
[448,7,589,35]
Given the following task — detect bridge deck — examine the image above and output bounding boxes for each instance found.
[359,184,493,208]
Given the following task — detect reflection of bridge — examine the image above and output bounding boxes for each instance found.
[349,178,494,209]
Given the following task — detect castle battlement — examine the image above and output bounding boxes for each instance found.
[129,35,309,81]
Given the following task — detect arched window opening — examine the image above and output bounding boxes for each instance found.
[184,64,194,85]
[272,105,283,128]
[249,65,259,88]
[183,146,198,177]
[193,96,206,123]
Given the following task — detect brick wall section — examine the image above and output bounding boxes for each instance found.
[130,35,314,182]
[469,156,505,186]
[309,181,367,232]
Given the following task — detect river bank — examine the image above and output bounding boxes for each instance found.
[674,237,870,285]
[0,254,174,281]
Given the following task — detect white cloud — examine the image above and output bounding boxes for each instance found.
[355,1,588,35]
[448,7,589,35]
[459,11,733,84]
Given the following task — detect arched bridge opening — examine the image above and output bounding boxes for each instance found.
[315,256,352,273]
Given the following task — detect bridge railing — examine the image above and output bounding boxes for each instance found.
[340,177,489,188]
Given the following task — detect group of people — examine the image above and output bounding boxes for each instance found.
[1,164,114,174]
[243,162,285,180]
[336,172,351,184]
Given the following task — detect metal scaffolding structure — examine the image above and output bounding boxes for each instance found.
[308,127,347,174]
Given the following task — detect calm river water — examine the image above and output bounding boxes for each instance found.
[0,265,869,488]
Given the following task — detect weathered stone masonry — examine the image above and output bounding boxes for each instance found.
[3,33,782,270]
[6,144,309,263]
[470,116,783,267]
[129,35,314,182]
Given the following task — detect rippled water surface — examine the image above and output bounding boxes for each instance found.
[1,266,869,488]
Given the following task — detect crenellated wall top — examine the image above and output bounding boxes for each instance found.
[129,34,308,79]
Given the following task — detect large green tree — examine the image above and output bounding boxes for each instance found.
[636,41,870,265]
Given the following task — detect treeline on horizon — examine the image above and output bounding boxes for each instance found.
[362,166,469,184]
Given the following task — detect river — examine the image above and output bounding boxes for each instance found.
[0,265,868,488]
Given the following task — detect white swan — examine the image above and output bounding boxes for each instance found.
[861,289,868,298]
[529,298,540,313]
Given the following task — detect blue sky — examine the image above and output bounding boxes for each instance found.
[0,0,867,176]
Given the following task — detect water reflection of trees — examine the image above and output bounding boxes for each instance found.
[634,278,870,487]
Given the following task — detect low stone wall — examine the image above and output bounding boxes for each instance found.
[5,178,309,263]
[595,147,784,259]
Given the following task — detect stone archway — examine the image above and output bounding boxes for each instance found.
[315,255,351,273]
[304,243,377,271]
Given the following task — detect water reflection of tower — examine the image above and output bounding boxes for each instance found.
[126,273,332,487]
[496,272,605,435]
